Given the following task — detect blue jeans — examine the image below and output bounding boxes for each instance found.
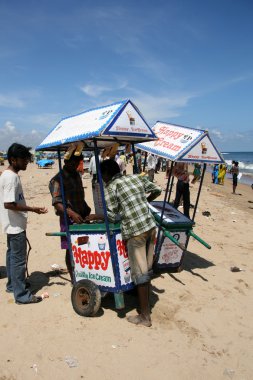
[6,231,33,303]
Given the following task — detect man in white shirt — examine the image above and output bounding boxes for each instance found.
[89,152,103,186]
[147,154,157,182]
[0,143,47,304]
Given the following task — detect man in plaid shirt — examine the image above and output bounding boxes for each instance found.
[87,159,161,327]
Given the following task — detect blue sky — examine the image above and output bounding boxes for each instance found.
[0,0,252,152]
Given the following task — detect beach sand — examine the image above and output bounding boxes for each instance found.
[0,161,253,380]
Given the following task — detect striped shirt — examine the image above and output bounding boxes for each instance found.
[104,174,161,239]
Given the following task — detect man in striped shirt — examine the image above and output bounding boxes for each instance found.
[88,159,161,327]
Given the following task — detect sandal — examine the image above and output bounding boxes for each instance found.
[16,295,42,305]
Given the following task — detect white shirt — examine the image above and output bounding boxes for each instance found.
[116,157,126,174]
[147,154,157,170]
[89,155,102,175]
[0,170,27,234]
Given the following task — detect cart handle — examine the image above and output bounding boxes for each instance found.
[187,230,211,249]
[46,232,66,237]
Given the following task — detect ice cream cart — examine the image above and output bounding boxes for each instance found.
[36,99,158,316]
[136,121,225,272]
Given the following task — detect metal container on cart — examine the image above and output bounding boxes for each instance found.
[149,201,194,270]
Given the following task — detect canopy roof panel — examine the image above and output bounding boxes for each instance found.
[36,99,157,151]
[136,121,224,164]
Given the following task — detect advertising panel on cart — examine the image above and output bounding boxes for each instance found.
[37,99,157,152]
[136,121,224,164]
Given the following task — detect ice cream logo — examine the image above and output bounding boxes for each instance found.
[98,235,107,250]
[99,109,113,120]
[123,259,130,272]
[180,134,193,144]
[126,111,135,125]
[123,259,131,283]
[201,142,207,154]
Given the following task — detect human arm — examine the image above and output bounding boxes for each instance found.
[49,177,84,223]
[4,202,47,214]
[140,176,162,202]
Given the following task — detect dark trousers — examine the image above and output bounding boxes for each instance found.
[174,180,190,219]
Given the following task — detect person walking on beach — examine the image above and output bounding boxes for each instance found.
[218,164,226,185]
[0,143,48,304]
[86,159,162,327]
[147,153,157,182]
[89,151,103,187]
[230,161,239,194]
[173,162,190,218]
[49,151,91,283]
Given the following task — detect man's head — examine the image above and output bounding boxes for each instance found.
[100,159,120,183]
[64,151,83,173]
[7,143,33,171]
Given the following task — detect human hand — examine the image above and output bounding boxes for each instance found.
[33,207,48,214]
[68,210,84,224]
[84,214,104,222]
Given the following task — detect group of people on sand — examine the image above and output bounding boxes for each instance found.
[212,163,227,185]
[211,161,240,193]
[0,143,162,328]
[2,142,239,327]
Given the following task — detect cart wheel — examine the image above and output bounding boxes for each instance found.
[71,280,101,317]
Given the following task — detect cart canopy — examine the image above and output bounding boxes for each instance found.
[36,99,157,151]
[136,121,224,164]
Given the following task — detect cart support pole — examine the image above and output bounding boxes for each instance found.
[114,293,125,310]
[188,230,211,249]
[167,163,175,203]
[94,140,125,310]
[155,161,174,256]
[143,151,147,172]
[192,163,206,222]
[57,150,76,285]
[131,143,138,174]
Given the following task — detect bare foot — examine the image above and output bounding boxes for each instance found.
[127,314,152,327]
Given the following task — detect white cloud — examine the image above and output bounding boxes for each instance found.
[3,121,16,133]
[210,129,223,139]
[80,81,128,97]
[81,84,112,97]
[130,90,196,122]
[0,94,25,108]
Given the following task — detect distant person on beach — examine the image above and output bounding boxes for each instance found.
[230,161,239,194]
[49,151,91,283]
[218,164,226,185]
[89,151,103,187]
[212,164,219,184]
[0,143,48,304]
[173,162,190,218]
[147,153,157,182]
[191,163,202,184]
[86,159,162,327]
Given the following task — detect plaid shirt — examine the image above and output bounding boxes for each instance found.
[104,174,161,239]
